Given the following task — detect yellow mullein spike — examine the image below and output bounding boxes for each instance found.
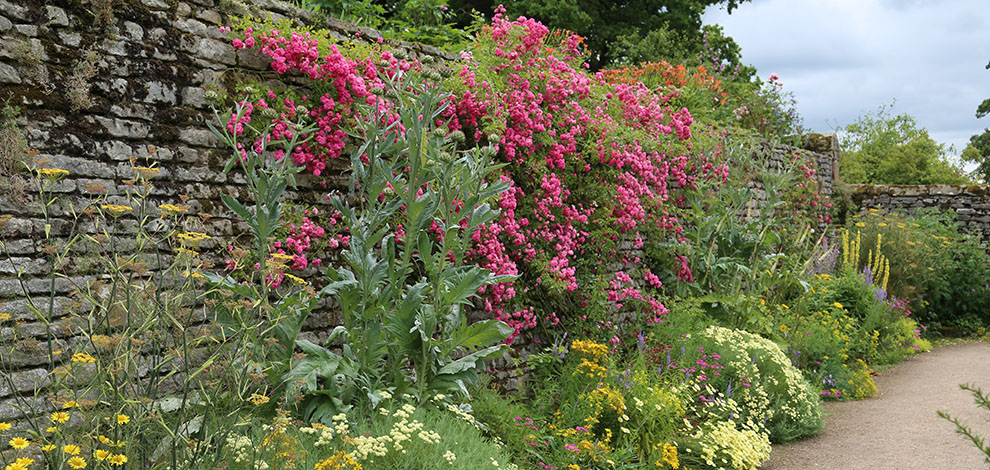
[873,256,887,286]
[842,230,850,267]
[871,234,883,279]
[882,258,890,291]
[866,250,873,278]
[853,231,862,268]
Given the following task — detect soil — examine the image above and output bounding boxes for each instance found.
[762,341,990,470]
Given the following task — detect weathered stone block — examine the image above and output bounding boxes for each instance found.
[195,38,235,65]
[177,128,218,147]
[0,61,19,84]
[91,117,151,140]
[44,6,68,27]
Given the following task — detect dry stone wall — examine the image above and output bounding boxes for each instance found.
[0,0,458,419]
[850,184,990,240]
[0,0,838,403]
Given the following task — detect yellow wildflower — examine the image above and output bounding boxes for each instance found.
[314,451,362,470]
[284,273,308,286]
[833,302,843,309]
[107,454,127,466]
[63,444,81,455]
[116,414,130,425]
[177,232,211,243]
[71,353,96,363]
[8,437,29,449]
[93,449,110,460]
[37,168,70,180]
[0,313,10,321]
[271,252,295,261]
[247,394,270,406]
[68,456,87,469]
[51,411,69,424]
[132,166,160,178]
[63,400,78,409]
[0,422,10,432]
[42,444,56,451]
[159,203,189,214]
[100,204,133,216]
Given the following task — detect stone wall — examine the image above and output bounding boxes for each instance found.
[738,133,837,222]
[850,184,990,239]
[0,0,459,418]
[0,0,838,405]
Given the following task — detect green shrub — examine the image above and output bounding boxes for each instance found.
[683,326,824,444]
[848,209,990,331]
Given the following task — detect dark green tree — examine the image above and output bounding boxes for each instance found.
[839,103,971,185]
[961,60,990,182]
[449,0,751,71]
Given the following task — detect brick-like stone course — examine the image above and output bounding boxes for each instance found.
[850,184,990,239]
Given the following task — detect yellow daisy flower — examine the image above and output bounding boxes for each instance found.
[8,437,29,449]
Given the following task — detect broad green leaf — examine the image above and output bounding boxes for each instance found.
[436,344,506,376]
[450,319,513,351]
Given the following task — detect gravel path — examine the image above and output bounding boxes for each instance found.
[762,341,990,470]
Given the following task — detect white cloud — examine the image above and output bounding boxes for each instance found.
[704,0,990,155]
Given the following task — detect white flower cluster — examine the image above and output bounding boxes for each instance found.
[693,419,771,470]
[445,403,476,425]
[226,434,254,464]
[351,434,392,460]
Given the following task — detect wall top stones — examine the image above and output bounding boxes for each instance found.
[850,183,990,240]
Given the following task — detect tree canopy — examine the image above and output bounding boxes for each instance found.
[493,0,752,70]
[961,60,990,182]
[839,104,971,185]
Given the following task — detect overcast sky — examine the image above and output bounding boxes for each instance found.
[703,0,990,162]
